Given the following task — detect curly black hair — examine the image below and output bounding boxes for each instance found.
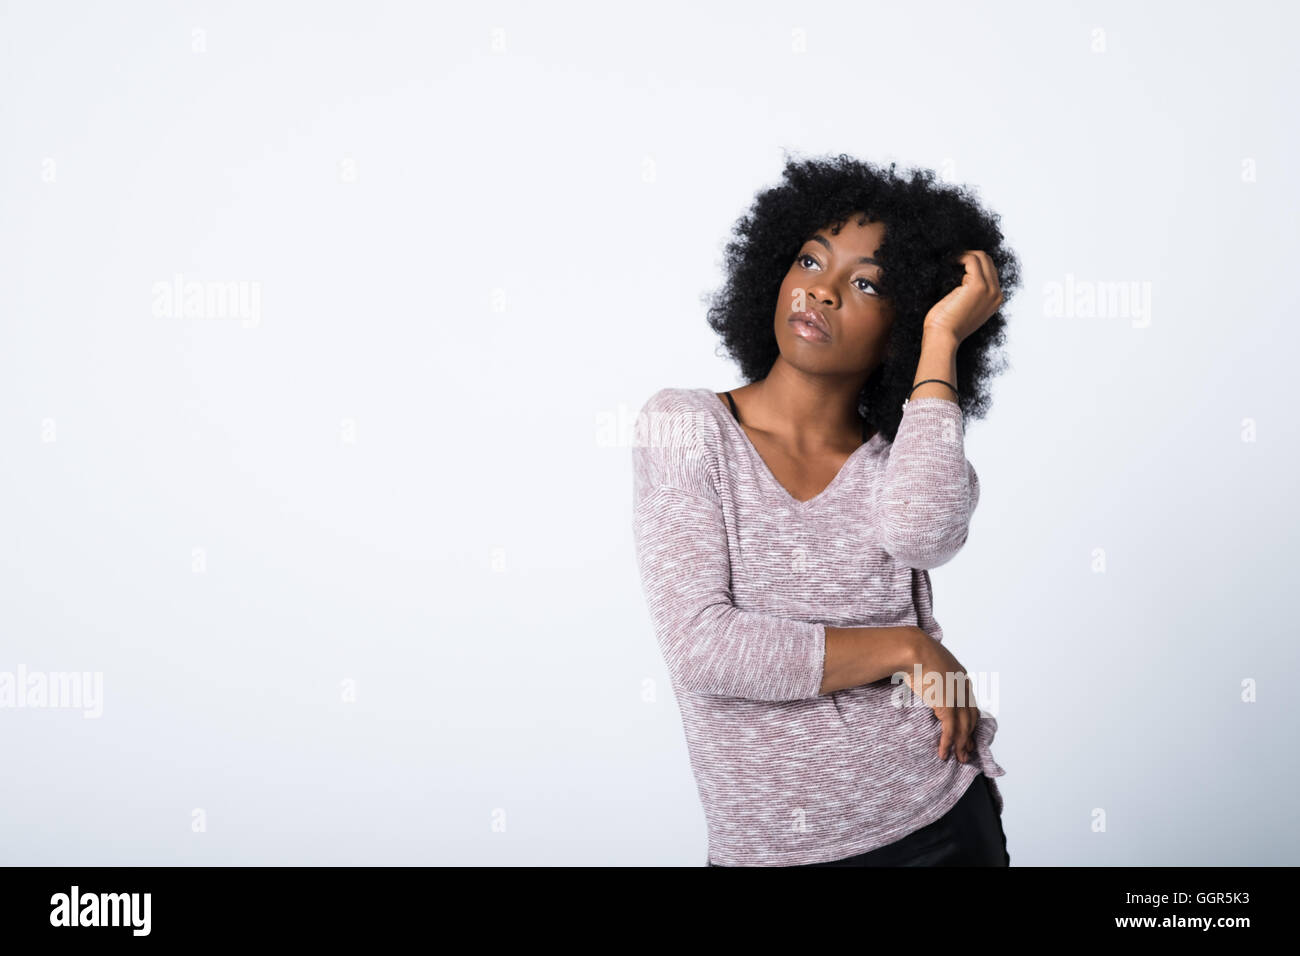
[703,153,1020,443]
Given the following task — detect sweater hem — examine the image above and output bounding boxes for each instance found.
[704,763,991,867]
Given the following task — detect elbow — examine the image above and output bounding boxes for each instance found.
[654,611,739,698]
[669,661,730,699]
[662,633,763,700]
[880,521,972,570]
[877,465,979,570]
[671,663,818,702]
[658,608,825,702]
[659,637,716,697]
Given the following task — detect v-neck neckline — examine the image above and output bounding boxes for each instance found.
[703,388,880,511]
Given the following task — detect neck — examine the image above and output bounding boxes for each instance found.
[743,362,871,451]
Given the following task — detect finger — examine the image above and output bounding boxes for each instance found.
[962,707,978,762]
[954,251,978,287]
[957,250,986,291]
[960,682,979,761]
[970,250,996,296]
[966,701,983,760]
[947,674,967,761]
[938,712,954,761]
[970,252,1001,312]
[978,251,1005,306]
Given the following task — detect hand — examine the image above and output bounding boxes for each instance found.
[922,250,1005,345]
[899,628,982,764]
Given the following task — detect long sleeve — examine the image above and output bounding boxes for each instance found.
[630,389,827,702]
[875,396,980,570]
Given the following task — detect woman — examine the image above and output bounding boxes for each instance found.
[630,154,1021,867]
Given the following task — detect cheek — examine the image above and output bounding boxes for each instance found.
[850,313,890,354]
[776,279,799,312]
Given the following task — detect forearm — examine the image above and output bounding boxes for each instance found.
[877,327,978,569]
[820,625,922,695]
[910,328,960,401]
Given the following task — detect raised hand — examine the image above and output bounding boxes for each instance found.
[922,250,1005,345]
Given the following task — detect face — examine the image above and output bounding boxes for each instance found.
[772,213,893,378]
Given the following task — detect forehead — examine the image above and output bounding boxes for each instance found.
[819,215,885,239]
[806,217,886,257]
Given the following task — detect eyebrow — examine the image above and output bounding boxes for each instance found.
[808,234,880,267]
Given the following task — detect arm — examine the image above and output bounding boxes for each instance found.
[633,483,825,701]
[822,625,923,695]
[633,484,923,700]
[876,330,981,570]
[631,389,825,700]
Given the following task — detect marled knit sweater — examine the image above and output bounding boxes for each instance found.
[631,386,1006,867]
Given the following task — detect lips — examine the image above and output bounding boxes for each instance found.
[789,309,831,339]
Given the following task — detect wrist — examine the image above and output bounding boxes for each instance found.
[904,626,931,669]
[920,325,960,351]
[912,328,961,403]
[907,379,959,403]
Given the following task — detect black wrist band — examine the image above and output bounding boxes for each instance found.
[903,379,959,408]
[908,379,958,397]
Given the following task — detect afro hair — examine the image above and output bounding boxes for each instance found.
[703,153,1021,443]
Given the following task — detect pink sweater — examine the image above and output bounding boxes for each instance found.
[631,387,1006,866]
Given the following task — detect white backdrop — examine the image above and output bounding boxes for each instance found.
[2,0,1297,865]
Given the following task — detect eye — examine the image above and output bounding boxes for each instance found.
[796,253,881,297]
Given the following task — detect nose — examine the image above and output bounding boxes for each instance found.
[805,284,835,309]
